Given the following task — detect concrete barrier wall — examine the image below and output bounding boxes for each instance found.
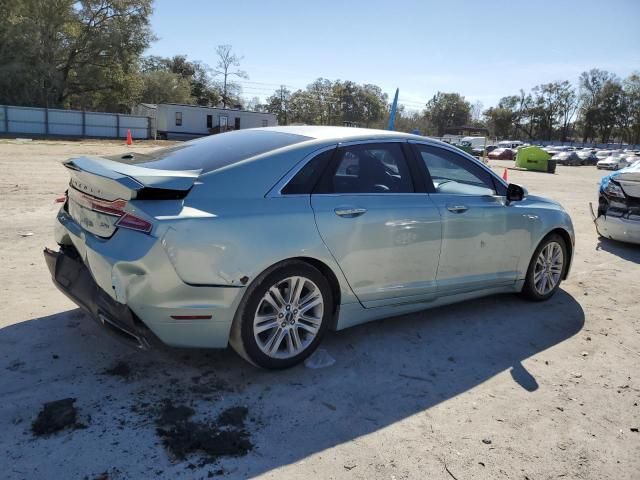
[0,105,150,139]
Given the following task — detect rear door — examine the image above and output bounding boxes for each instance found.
[311,141,442,307]
[411,143,525,294]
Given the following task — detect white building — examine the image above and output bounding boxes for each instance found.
[133,103,278,140]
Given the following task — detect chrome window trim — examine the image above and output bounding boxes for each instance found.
[337,138,413,146]
[310,192,428,198]
[408,139,509,191]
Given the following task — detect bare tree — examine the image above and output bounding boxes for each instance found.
[470,101,484,122]
[213,45,248,108]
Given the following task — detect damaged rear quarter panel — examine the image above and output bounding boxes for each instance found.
[159,196,348,291]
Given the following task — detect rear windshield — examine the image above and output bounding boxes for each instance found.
[109,130,310,173]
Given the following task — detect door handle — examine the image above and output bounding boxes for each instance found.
[447,205,468,213]
[334,207,367,218]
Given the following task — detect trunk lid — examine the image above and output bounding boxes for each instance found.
[63,155,200,238]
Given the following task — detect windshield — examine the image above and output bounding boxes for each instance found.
[108,129,311,173]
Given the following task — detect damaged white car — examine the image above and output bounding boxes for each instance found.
[591,161,640,244]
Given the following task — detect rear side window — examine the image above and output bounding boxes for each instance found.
[282,148,334,195]
[321,143,414,194]
[109,130,311,173]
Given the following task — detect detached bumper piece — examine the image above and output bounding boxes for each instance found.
[44,247,160,349]
[593,214,640,245]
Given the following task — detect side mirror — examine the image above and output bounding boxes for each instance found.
[506,183,526,203]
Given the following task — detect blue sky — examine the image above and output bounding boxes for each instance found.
[147,0,640,110]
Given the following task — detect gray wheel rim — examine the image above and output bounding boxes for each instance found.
[253,276,324,359]
[533,241,564,295]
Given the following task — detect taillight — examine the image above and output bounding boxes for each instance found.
[115,213,153,233]
[55,191,68,203]
[72,190,153,234]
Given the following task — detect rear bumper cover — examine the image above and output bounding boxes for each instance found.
[44,247,159,349]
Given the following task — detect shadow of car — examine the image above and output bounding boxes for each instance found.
[1,289,585,477]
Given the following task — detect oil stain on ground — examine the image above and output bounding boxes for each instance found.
[155,400,252,463]
[32,398,87,436]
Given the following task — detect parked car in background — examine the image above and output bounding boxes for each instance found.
[597,153,627,170]
[624,155,640,167]
[498,140,524,150]
[552,151,582,166]
[576,150,598,165]
[595,150,613,161]
[44,126,574,369]
[460,136,488,150]
[488,148,515,160]
[472,145,497,156]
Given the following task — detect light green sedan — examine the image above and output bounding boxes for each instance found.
[45,126,574,368]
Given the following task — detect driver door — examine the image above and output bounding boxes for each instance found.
[411,143,525,295]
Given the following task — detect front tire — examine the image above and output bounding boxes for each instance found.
[521,233,567,301]
[229,260,333,369]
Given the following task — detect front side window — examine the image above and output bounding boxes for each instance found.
[327,143,414,194]
[416,145,496,196]
[175,112,182,126]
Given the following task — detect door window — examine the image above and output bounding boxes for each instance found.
[416,145,497,196]
[324,143,414,194]
[282,149,334,195]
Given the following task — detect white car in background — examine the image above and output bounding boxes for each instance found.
[597,153,627,170]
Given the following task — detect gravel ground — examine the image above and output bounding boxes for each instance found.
[0,139,638,480]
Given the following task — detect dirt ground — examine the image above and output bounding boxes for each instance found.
[0,139,638,480]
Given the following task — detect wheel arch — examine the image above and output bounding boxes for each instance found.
[237,256,343,331]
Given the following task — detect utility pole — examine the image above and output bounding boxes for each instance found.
[280,85,287,125]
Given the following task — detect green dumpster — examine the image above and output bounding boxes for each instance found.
[515,146,552,172]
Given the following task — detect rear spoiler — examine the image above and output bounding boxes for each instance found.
[64,156,201,200]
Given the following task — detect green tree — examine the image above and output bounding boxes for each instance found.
[140,54,221,106]
[0,0,154,111]
[623,73,640,144]
[138,70,192,104]
[578,69,617,142]
[423,92,471,137]
[264,86,292,125]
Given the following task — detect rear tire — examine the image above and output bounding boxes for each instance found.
[521,233,567,301]
[229,260,333,369]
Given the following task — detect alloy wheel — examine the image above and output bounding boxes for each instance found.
[253,276,324,359]
[533,241,564,295]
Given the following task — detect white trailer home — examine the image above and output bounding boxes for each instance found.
[133,103,277,140]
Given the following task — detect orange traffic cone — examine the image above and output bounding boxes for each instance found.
[502,168,508,181]
[126,129,132,146]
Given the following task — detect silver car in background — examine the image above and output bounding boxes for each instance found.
[597,153,627,170]
[45,127,575,368]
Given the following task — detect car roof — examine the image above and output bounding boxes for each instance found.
[255,125,422,142]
